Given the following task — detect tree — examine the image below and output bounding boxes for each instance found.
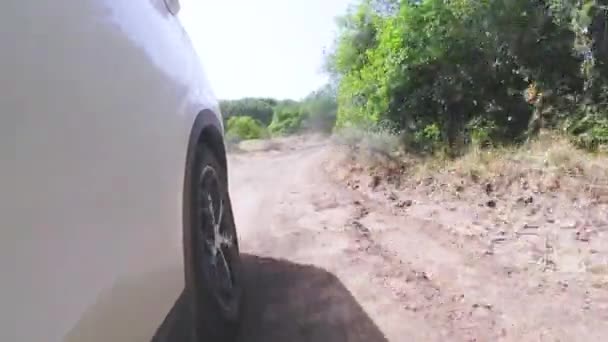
[301,84,338,133]
[268,103,308,135]
[225,116,266,140]
[220,98,275,125]
[327,0,608,151]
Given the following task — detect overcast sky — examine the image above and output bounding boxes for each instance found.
[179,0,352,100]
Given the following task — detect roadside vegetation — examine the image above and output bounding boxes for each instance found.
[321,0,608,195]
[328,0,608,154]
[221,84,338,141]
[225,0,608,181]
[225,116,268,142]
[223,1,608,335]
[320,2,608,300]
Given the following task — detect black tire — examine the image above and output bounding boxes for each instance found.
[186,143,242,341]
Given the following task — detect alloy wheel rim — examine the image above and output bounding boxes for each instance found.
[197,165,235,308]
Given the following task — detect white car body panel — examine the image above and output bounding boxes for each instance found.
[0,1,222,341]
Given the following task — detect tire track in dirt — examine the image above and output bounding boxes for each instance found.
[230,140,442,341]
[337,162,608,341]
[228,137,608,341]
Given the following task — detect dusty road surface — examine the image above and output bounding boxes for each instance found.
[229,138,423,341]
[158,136,608,341]
[229,136,608,342]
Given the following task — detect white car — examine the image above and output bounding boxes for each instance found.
[1,1,242,341]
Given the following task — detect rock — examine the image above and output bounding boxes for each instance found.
[416,271,431,281]
[576,228,591,242]
[516,196,534,205]
[370,175,381,189]
[485,183,494,194]
[472,303,493,310]
[471,308,491,318]
[544,177,561,192]
[396,199,413,208]
[358,207,370,217]
[503,267,515,277]
[352,220,370,234]
[491,237,507,243]
[404,304,420,312]
[388,192,398,201]
[486,200,497,208]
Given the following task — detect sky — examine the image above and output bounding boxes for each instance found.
[179,0,352,100]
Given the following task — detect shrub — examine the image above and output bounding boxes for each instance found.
[334,121,402,157]
[220,98,275,125]
[268,104,308,135]
[301,84,338,133]
[225,116,266,141]
[566,106,608,150]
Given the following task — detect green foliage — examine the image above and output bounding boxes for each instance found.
[300,84,338,133]
[566,103,608,150]
[225,116,266,141]
[327,0,608,152]
[268,103,308,135]
[467,117,499,148]
[416,123,441,145]
[220,98,275,126]
[408,123,442,154]
[221,84,338,137]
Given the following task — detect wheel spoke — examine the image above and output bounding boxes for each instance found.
[215,196,224,231]
[216,248,233,292]
[196,162,237,311]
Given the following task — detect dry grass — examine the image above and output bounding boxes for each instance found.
[334,126,401,153]
[336,129,608,202]
[329,131,608,311]
[448,135,607,179]
[429,135,608,200]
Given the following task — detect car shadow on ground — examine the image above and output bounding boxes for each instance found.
[236,254,388,342]
[155,254,388,342]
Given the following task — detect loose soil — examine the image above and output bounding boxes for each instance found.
[226,136,608,341]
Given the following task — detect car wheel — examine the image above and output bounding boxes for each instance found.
[188,143,242,340]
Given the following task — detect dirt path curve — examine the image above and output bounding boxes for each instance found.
[229,137,608,342]
[230,139,440,341]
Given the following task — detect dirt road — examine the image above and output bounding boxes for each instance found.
[230,139,420,341]
[227,137,608,342]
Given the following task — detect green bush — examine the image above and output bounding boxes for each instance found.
[327,0,608,151]
[268,104,308,135]
[301,84,338,133]
[561,102,608,150]
[225,116,266,140]
[220,98,275,125]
